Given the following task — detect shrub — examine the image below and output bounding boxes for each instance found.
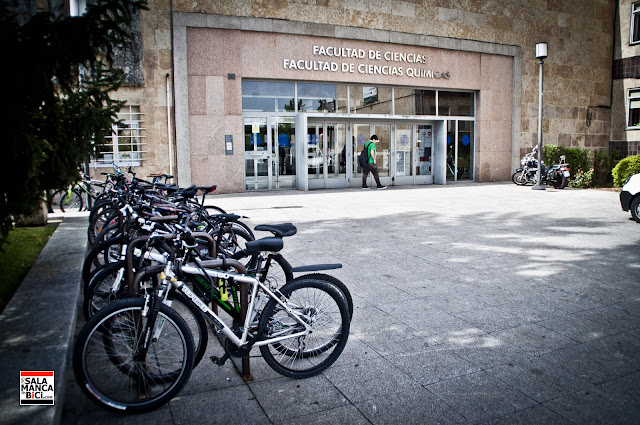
[612,155,640,187]
[542,145,591,177]
[569,168,594,188]
[593,149,618,187]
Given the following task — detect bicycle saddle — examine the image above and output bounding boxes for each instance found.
[194,185,217,193]
[254,223,297,238]
[244,237,284,254]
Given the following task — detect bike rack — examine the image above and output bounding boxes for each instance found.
[211,281,253,381]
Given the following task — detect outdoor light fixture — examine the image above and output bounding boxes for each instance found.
[535,42,548,59]
[533,42,548,190]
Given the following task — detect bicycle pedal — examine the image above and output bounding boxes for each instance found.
[210,353,230,366]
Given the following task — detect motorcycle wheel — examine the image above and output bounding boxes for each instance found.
[512,170,528,186]
[553,176,567,189]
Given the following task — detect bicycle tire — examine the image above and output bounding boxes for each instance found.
[215,224,254,265]
[294,273,353,320]
[88,207,118,246]
[258,277,350,378]
[48,190,65,213]
[83,267,209,368]
[82,236,124,287]
[60,189,83,212]
[73,298,194,413]
[204,205,227,215]
[260,253,293,289]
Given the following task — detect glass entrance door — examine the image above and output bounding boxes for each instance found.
[307,121,347,189]
[244,118,270,190]
[244,116,297,190]
[272,117,296,189]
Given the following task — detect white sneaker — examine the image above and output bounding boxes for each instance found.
[377,186,387,190]
[362,187,370,190]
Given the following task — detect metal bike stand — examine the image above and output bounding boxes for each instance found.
[211,281,253,381]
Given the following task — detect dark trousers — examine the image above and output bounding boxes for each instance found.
[362,163,383,188]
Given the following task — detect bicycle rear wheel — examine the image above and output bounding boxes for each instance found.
[258,277,350,379]
[73,298,194,413]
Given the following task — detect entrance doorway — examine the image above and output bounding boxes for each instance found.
[307,122,348,189]
[306,120,437,189]
[243,116,296,190]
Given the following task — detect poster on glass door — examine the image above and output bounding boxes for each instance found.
[396,129,411,176]
[417,127,432,175]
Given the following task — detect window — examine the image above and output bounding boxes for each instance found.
[393,89,436,115]
[438,91,475,117]
[632,2,640,44]
[298,83,337,112]
[348,85,392,114]
[628,89,640,128]
[69,0,87,16]
[242,81,294,112]
[94,105,144,166]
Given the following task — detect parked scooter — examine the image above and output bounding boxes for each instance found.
[512,146,570,189]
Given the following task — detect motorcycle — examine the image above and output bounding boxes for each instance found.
[512,146,570,189]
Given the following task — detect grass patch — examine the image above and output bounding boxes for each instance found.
[0,223,58,314]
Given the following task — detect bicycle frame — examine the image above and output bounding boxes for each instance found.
[173,264,311,349]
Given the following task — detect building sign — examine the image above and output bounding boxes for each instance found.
[283,45,451,80]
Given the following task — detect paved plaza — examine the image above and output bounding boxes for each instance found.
[5,182,640,425]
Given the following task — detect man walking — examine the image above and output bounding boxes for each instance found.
[362,135,387,189]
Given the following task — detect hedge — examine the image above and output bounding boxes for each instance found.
[612,155,640,187]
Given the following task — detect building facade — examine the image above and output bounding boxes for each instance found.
[612,0,640,157]
[72,1,620,191]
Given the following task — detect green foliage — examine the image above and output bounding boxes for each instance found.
[541,145,619,188]
[612,155,640,187]
[542,145,591,175]
[568,168,594,188]
[0,0,147,247]
[593,149,619,187]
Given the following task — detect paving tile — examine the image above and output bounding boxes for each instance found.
[450,333,534,370]
[249,375,348,423]
[355,387,467,425]
[478,404,574,425]
[586,329,640,368]
[376,299,484,341]
[169,385,270,425]
[330,333,383,365]
[323,357,421,404]
[491,324,579,355]
[543,388,636,425]
[387,345,482,385]
[277,405,370,425]
[539,343,637,385]
[536,313,618,343]
[449,305,527,333]
[487,356,590,403]
[426,370,537,423]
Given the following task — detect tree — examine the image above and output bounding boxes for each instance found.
[0,0,146,246]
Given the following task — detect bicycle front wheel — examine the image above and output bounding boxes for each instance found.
[258,277,350,379]
[60,189,83,212]
[73,298,194,413]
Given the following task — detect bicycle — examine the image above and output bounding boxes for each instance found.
[74,236,350,413]
[54,172,116,213]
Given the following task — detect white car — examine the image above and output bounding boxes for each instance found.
[620,173,640,223]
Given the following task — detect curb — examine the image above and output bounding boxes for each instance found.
[0,216,87,425]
